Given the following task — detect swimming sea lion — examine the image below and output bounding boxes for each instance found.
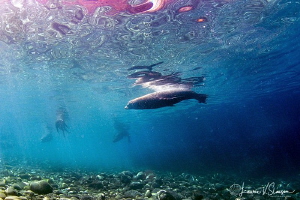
[125,89,207,109]
[113,131,131,143]
[112,120,131,143]
[40,133,53,143]
[55,108,69,136]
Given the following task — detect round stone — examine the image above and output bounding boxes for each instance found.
[30,180,53,194]
[0,193,6,199]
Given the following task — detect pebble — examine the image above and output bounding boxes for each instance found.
[60,183,68,189]
[123,190,142,198]
[214,183,225,191]
[4,196,27,200]
[119,175,131,184]
[157,190,176,200]
[0,180,6,187]
[145,189,152,197]
[192,191,203,200]
[11,184,22,190]
[0,193,6,199]
[19,175,31,180]
[5,187,18,196]
[134,172,146,180]
[152,182,162,188]
[87,181,103,189]
[129,181,144,190]
[30,180,53,194]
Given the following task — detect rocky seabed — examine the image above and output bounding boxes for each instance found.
[0,165,299,200]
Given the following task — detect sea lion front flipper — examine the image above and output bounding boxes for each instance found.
[148,61,164,70]
[128,61,164,71]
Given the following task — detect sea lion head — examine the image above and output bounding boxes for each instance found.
[125,99,143,109]
[124,103,132,109]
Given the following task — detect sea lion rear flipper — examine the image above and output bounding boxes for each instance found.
[55,122,59,132]
[196,94,207,104]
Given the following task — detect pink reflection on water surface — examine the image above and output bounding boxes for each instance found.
[34,0,174,15]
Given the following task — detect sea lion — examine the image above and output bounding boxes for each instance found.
[55,119,69,136]
[127,71,163,85]
[125,89,207,109]
[40,133,53,143]
[55,108,69,136]
[113,131,130,143]
[113,120,130,143]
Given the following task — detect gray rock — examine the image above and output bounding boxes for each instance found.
[12,183,23,190]
[215,183,225,191]
[88,181,103,189]
[134,172,146,180]
[5,187,18,196]
[80,196,93,200]
[30,180,53,194]
[19,174,31,180]
[4,196,21,200]
[120,175,131,184]
[146,173,156,180]
[152,179,163,188]
[0,180,6,187]
[97,193,105,200]
[145,190,151,198]
[120,171,133,177]
[123,190,142,198]
[157,190,176,200]
[192,191,204,200]
[60,183,68,189]
[129,181,144,190]
[0,192,6,199]
[157,190,182,200]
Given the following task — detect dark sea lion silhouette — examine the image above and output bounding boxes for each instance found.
[55,119,69,136]
[113,131,130,143]
[125,89,207,109]
[40,133,53,143]
[113,120,130,143]
[55,108,69,137]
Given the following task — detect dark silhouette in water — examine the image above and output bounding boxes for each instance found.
[127,71,162,80]
[125,89,207,109]
[113,120,130,143]
[55,108,69,136]
[40,125,54,143]
[126,63,207,109]
[113,131,130,143]
[41,133,53,143]
[128,62,163,71]
[127,67,205,88]
[128,71,184,86]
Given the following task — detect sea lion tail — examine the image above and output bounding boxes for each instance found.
[195,93,207,104]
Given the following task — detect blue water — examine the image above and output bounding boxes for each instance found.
[0,0,300,180]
